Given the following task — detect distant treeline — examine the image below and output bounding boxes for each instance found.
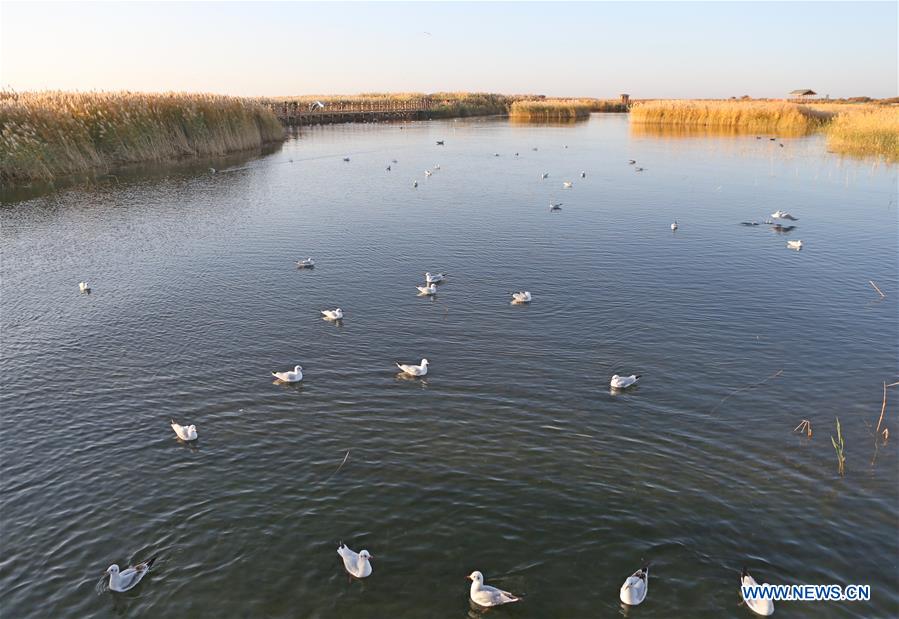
[1,91,284,184]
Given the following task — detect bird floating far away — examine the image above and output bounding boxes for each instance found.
[106,555,158,593]
[170,419,197,441]
[563,181,573,189]
[296,257,315,269]
[611,374,640,389]
[337,543,373,578]
[786,240,803,250]
[468,571,520,608]
[417,283,437,295]
[396,358,429,377]
[550,202,562,211]
[321,308,344,321]
[425,272,445,284]
[671,220,678,231]
[511,291,532,304]
[79,281,91,293]
[272,365,303,383]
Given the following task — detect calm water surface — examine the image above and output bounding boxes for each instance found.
[2,115,897,618]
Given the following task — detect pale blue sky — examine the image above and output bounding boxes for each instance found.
[1,1,896,98]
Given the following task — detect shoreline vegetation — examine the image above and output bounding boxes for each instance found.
[630,99,899,160]
[0,91,285,184]
[2,91,896,185]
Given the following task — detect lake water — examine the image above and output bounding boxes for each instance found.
[1,114,897,618]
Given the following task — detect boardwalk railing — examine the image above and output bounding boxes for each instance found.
[265,98,435,126]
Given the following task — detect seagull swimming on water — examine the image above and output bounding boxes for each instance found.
[321,308,344,321]
[550,202,562,211]
[396,358,429,376]
[106,555,158,592]
[741,567,775,616]
[511,291,532,304]
[79,281,91,293]
[412,180,418,188]
[170,419,197,441]
[468,571,520,608]
[671,220,678,231]
[417,283,437,295]
[425,170,432,177]
[619,563,650,606]
[425,272,445,284]
[337,543,373,578]
[786,240,803,250]
[541,172,549,179]
[342,157,350,162]
[563,181,573,189]
[296,257,315,269]
[581,171,586,178]
[272,365,303,383]
[611,374,640,389]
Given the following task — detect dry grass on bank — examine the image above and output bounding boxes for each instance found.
[629,100,832,133]
[823,106,899,160]
[1,91,284,184]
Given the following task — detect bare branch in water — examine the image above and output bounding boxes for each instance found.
[712,369,784,414]
[793,419,812,438]
[868,280,886,298]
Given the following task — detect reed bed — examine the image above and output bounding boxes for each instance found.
[629,100,832,133]
[824,106,899,160]
[1,91,284,184]
[509,99,593,121]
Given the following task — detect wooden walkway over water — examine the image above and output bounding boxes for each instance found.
[266,98,434,126]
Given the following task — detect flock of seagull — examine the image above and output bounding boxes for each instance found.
[78,138,800,615]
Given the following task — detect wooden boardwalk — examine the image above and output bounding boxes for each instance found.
[266,98,434,126]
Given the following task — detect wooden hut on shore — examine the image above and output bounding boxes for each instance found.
[789,89,817,101]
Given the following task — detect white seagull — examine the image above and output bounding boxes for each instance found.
[770,210,798,221]
[619,563,649,606]
[272,365,303,383]
[310,100,325,111]
[425,170,432,177]
[511,291,532,304]
[170,418,197,441]
[425,272,445,284]
[106,555,158,592]
[413,180,419,188]
[671,220,679,231]
[581,171,586,178]
[563,181,573,189]
[337,543,373,579]
[741,567,775,616]
[541,172,549,179]
[786,240,803,250]
[550,202,563,211]
[396,358,429,377]
[417,283,437,295]
[321,308,344,320]
[79,281,91,293]
[468,571,520,608]
[296,257,315,268]
[610,374,640,389]
[434,164,441,170]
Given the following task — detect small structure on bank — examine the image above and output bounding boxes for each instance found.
[789,89,817,101]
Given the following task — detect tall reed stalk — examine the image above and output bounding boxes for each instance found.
[1,90,285,184]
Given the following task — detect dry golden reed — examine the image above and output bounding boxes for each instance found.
[824,106,899,161]
[629,100,832,133]
[1,90,285,184]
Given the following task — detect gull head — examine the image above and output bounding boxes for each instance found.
[612,374,620,381]
[421,358,429,367]
[468,571,484,584]
[294,365,303,372]
[359,550,373,560]
[187,425,197,434]
[106,564,119,575]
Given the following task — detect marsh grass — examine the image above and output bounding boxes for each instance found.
[629,100,832,133]
[824,106,899,160]
[831,417,846,477]
[510,99,592,121]
[1,90,284,184]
